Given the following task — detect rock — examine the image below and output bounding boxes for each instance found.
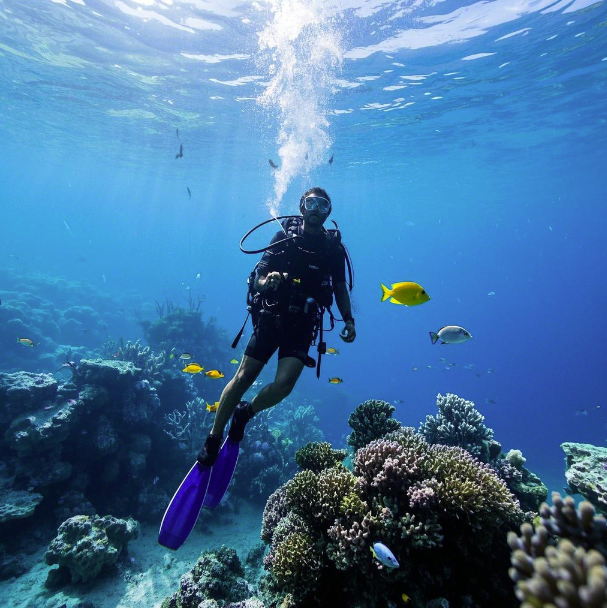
[161,545,250,608]
[78,359,141,387]
[45,514,139,584]
[0,487,43,523]
[0,372,58,423]
[4,399,77,454]
[45,565,71,590]
[562,442,607,513]
[0,545,26,580]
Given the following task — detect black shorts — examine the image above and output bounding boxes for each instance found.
[244,311,315,365]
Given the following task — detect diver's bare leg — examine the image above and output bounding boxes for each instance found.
[210,355,264,437]
[251,356,305,413]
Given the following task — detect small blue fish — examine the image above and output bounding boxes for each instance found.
[370,542,399,569]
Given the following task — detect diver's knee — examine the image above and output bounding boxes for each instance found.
[234,369,258,389]
[273,380,295,399]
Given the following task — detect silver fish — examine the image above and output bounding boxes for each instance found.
[430,325,473,345]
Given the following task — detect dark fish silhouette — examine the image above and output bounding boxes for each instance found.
[176,144,183,159]
[328,155,334,164]
[187,187,191,200]
[176,128,179,138]
[269,159,278,169]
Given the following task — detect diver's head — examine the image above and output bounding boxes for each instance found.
[300,187,332,230]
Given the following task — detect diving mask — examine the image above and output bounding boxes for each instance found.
[303,196,331,214]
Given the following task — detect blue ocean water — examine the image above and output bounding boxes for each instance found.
[1,0,606,601]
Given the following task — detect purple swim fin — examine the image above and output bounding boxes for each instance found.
[158,462,212,550]
[202,437,240,510]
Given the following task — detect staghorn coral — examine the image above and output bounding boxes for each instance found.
[508,494,607,607]
[294,441,348,473]
[419,393,493,461]
[347,399,400,452]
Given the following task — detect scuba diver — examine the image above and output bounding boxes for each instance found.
[158,187,355,550]
[199,186,356,465]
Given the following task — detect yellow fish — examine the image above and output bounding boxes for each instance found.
[182,363,204,374]
[205,370,224,379]
[17,338,34,347]
[230,359,239,364]
[402,592,410,603]
[326,347,339,355]
[206,401,220,412]
[328,377,343,384]
[380,281,430,306]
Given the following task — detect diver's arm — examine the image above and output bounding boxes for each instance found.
[334,282,356,343]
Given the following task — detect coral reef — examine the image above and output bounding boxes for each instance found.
[508,492,607,607]
[110,338,166,385]
[561,442,607,515]
[346,399,401,452]
[163,397,214,458]
[260,425,522,607]
[294,441,347,473]
[419,392,494,461]
[491,449,548,513]
[141,307,231,372]
[0,358,176,538]
[161,545,253,608]
[0,269,139,374]
[45,514,139,584]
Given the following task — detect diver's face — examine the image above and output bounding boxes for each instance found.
[303,206,328,226]
[301,194,330,227]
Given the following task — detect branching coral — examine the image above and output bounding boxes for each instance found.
[508,493,607,607]
[112,338,165,383]
[419,393,493,461]
[163,397,212,457]
[295,442,348,473]
[347,399,400,452]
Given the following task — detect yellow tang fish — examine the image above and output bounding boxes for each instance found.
[182,363,204,374]
[230,359,239,364]
[326,347,339,355]
[380,281,430,306]
[205,370,224,379]
[402,592,410,603]
[328,377,343,384]
[17,338,35,347]
[206,401,220,412]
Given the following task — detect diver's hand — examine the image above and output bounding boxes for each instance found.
[261,271,286,292]
[340,319,356,343]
